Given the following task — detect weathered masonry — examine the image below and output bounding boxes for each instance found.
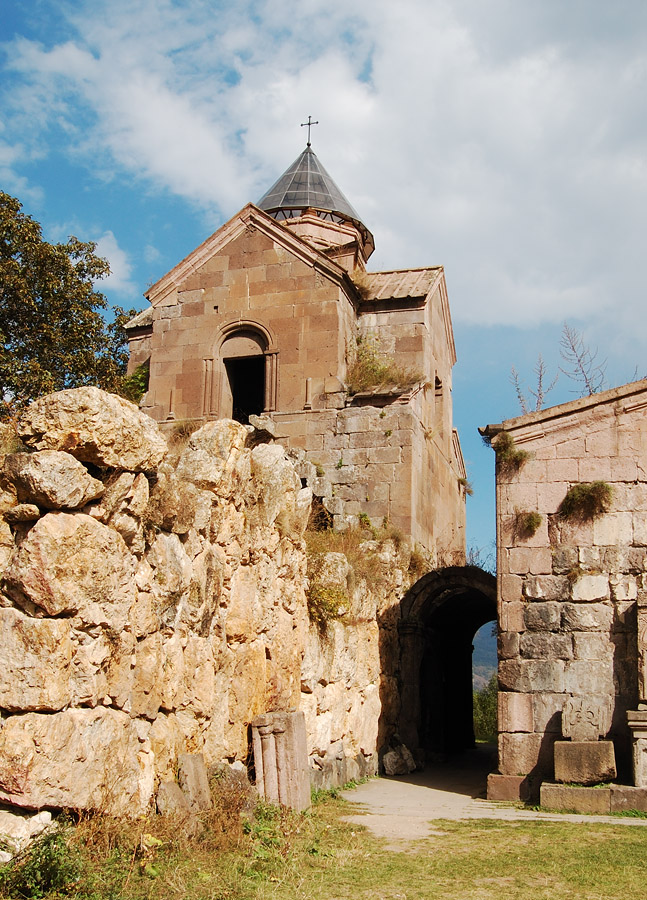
[484,380,647,804]
[126,144,466,562]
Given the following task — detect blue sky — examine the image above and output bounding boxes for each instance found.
[2,0,647,553]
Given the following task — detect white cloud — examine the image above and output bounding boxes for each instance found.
[94,230,136,296]
[2,0,646,338]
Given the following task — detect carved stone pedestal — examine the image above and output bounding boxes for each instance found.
[626,709,647,787]
[252,710,311,811]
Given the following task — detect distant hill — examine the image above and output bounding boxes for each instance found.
[473,622,497,690]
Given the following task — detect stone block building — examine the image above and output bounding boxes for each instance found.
[484,380,647,801]
[126,143,466,559]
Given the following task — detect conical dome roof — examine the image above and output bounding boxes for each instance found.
[257,146,363,225]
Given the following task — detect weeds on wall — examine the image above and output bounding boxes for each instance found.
[118,359,150,404]
[305,519,406,627]
[491,431,529,472]
[458,477,474,496]
[558,481,613,521]
[306,582,349,630]
[346,334,422,395]
[514,509,543,540]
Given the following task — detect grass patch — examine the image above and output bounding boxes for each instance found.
[5,795,647,899]
[514,508,543,539]
[347,334,422,395]
[558,481,613,521]
[305,521,406,627]
[492,431,529,472]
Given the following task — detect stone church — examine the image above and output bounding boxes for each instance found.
[126,142,466,561]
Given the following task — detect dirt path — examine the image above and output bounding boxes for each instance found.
[341,749,647,848]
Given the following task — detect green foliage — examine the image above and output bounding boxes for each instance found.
[306,583,348,629]
[0,191,136,418]
[558,481,613,521]
[492,431,529,471]
[346,334,422,394]
[473,672,498,742]
[0,828,83,899]
[514,509,543,539]
[117,360,150,404]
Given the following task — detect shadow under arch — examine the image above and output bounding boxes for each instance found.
[398,565,496,761]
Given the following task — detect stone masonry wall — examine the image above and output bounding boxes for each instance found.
[492,381,647,790]
[0,387,394,816]
[274,399,465,562]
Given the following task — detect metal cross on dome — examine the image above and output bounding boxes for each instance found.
[301,115,319,147]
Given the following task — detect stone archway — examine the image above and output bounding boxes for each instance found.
[398,566,496,761]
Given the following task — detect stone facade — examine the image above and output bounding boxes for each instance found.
[0,387,410,816]
[485,379,647,798]
[126,150,466,560]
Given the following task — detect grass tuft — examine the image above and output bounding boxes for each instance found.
[558,481,613,521]
[346,334,422,395]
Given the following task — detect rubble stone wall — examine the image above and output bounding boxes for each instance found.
[493,381,647,787]
[0,387,396,816]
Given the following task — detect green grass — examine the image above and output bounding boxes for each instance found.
[2,792,647,899]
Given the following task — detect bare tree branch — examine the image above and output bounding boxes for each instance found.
[510,356,558,414]
[510,366,529,414]
[559,323,606,396]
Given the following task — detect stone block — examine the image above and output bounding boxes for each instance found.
[564,659,613,695]
[524,602,560,631]
[501,574,522,602]
[498,692,533,733]
[540,783,611,814]
[571,574,610,602]
[499,732,552,776]
[520,632,572,660]
[609,574,637,601]
[178,753,212,811]
[498,632,519,659]
[500,601,525,632]
[578,546,601,568]
[610,786,647,812]
[532,693,564,733]
[157,781,190,815]
[0,708,153,815]
[537,482,569,512]
[572,632,612,660]
[487,773,533,802]
[525,659,565,693]
[554,741,616,784]
[0,608,72,712]
[561,602,613,632]
[551,546,579,574]
[524,575,569,601]
[498,661,529,692]
[593,513,633,547]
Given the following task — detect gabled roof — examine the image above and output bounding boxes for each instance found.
[140,203,355,309]
[257,146,365,227]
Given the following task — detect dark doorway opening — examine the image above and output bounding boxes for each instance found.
[225,355,265,424]
[398,567,496,764]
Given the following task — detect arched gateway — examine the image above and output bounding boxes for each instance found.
[398,566,496,760]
